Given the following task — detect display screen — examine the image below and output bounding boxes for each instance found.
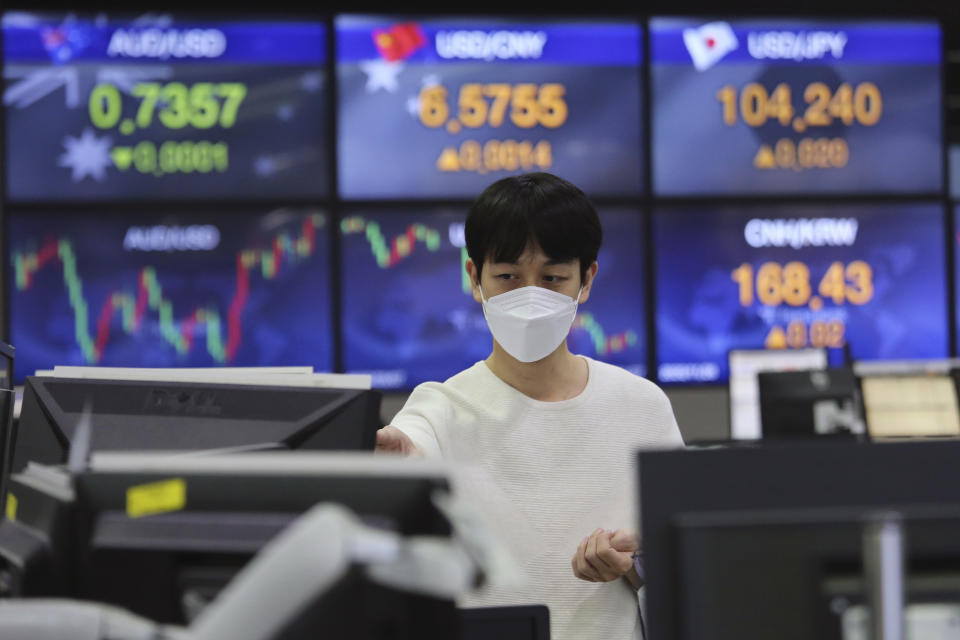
[2,12,328,201]
[8,209,333,382]
[861,374,960,438]
[340,208,646,389]
[651,18,942,195]
[655,204,947,384]
[336,15,643,198]
[951,145,960,200]
[956,206,960,348]
[728,347,827,440]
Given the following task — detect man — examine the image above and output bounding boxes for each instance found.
[376,172,683,639]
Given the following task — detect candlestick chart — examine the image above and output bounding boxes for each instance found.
[340,208,646,388]
[9,210,333,381]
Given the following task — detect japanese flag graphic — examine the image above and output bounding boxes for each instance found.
[682,22,738,71]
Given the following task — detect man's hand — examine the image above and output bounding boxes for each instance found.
[572,528,639,583]
[375,425,422,457]
[609,529,639,555]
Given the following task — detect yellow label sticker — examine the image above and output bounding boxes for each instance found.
[126,478,186,519]
[6,493,17,521]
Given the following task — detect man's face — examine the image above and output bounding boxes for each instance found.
[467,244,597,305]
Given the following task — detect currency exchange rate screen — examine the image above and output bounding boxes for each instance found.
[655,204,947,384]
[651,18,942,196]
[340,208,646,389]
[337,15,644,198]
[8,209,333,382]
[2,12,329,200]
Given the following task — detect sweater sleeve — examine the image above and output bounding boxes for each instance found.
[655,387,685,448]
[629,373,685,449]
[388,383,448,459]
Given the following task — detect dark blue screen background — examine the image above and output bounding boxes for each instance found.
[336,16,644,198]
[341,207,647,389]
[655,203,947,384]
[8,209,333,382]
[3,13,328,200]
[651,19,942,195]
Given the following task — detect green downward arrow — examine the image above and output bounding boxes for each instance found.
[111,146,132,171]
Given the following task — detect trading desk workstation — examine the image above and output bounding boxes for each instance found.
[0,357,554,639]
[2,351,960,638]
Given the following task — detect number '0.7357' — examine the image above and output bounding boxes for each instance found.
[88,82,248,131]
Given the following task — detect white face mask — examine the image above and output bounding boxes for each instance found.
[479,285,582,363]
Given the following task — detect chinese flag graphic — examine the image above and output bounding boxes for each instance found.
[373,23,426,62]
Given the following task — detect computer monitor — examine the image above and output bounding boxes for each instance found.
[456,605,550,640]
[757,367,866,439]
[0,341,13,391]
[855,358,960,377]
[675,506,960,640]
[860,373,960,439]
[8,376,383,482]
[638,439,960,640]
[728,348,828,440]
[0,451,455,639]
[0,341,15,517]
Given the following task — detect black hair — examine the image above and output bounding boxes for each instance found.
[465,172,602,281]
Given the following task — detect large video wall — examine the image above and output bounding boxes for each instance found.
[2,12,950,388]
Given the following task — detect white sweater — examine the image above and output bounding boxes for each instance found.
[390,356,684,640]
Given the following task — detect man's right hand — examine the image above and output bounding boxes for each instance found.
[375,425,422,457]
